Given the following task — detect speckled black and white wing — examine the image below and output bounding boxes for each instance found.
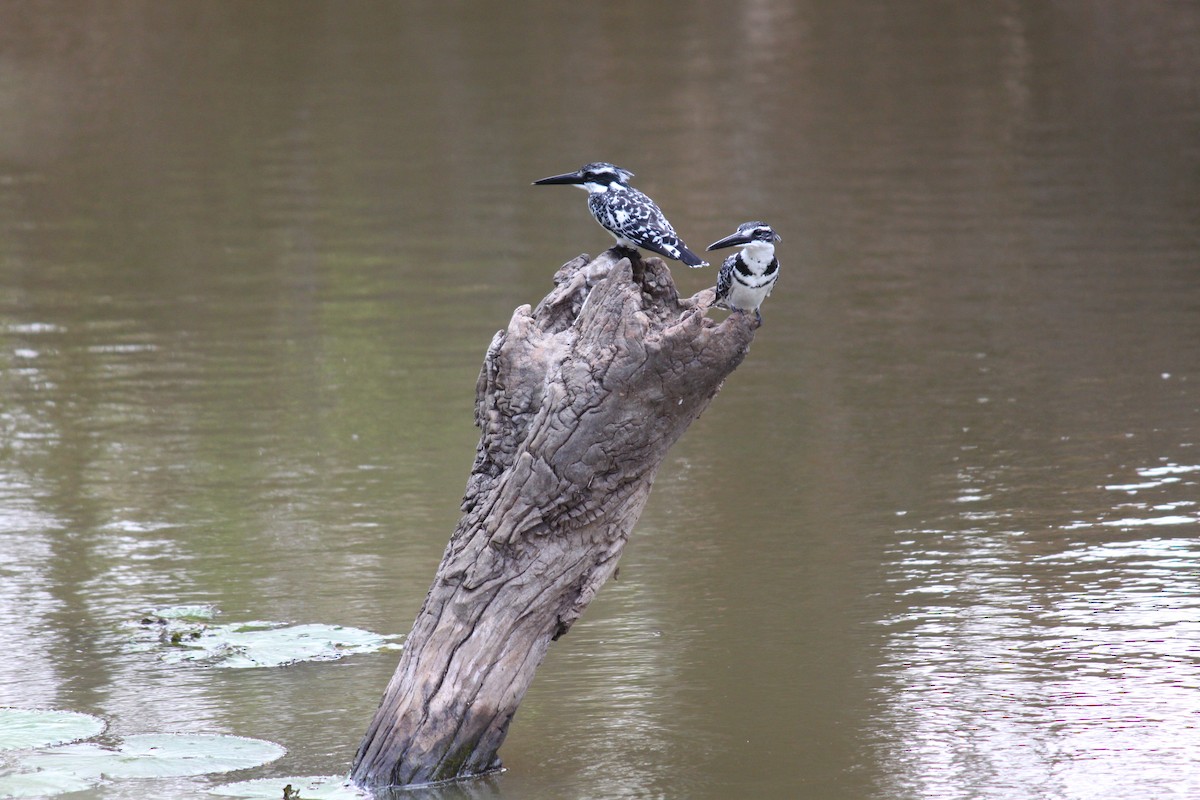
[588,187,707,267]
[715,252,739,306]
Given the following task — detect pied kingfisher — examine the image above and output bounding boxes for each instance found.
[707,221,781,326]
[533,162,708,267]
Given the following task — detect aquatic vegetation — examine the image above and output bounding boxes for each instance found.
[131,606,403,668]
[0,709,109,796]
[0,709,105,752]
[0,609,401,796]
[210,774,370,799]
[0,769,96,798]
[0,731,285,798]
[20,733,286,779]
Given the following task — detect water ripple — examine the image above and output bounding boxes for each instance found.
[876,458,1200,799]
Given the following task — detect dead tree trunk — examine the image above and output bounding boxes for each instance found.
[351,248,756,788]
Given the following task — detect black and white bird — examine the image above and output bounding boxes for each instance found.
[707,221,781,326]
[533,162,708,267]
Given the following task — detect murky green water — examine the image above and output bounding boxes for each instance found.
[2,3,1199,798]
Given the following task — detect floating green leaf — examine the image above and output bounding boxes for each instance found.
[148,604,218,621]
[140,618,402,669]
[20,733,285,779]
[210,775,369,799]
[0,769,97,798]
[0,709,106,751]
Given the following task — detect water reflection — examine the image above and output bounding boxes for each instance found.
[1,1,1199,798]
[878,458,1200,799]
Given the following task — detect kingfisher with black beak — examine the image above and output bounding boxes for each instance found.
[706,221,781,326]
[533,162,708,267]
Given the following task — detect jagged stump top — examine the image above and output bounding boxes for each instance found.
[465,248,756,516]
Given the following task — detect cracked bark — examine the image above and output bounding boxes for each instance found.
[351,248,756,789]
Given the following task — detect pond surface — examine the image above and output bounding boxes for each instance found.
[2,3,1199,799]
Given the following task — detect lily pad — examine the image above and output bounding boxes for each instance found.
[0,769,97,798]
[152,621,402,669]
[0,709,106,751]
[20,733,285,779]
[210,775,369,799]
[147,604,218,621]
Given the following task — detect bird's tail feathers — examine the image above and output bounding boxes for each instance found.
[639,237,710,268]
[677,244,709,268]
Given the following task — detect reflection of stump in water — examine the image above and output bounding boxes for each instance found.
[352,249,756,788]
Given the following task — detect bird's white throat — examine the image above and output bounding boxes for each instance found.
[739,241,775,272]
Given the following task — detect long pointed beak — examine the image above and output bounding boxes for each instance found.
[532,170,585,186]
[706,232,753,251]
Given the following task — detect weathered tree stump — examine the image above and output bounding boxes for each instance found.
[351,248,756,789]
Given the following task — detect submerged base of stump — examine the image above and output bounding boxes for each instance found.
[352,248,756,788]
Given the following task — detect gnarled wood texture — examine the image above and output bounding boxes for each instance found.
[352,249,756,788]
